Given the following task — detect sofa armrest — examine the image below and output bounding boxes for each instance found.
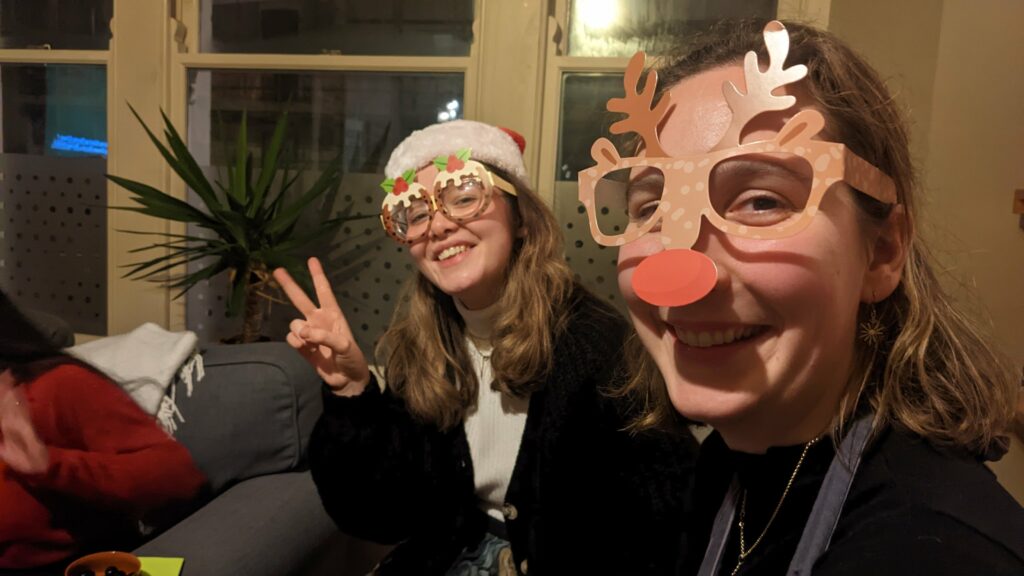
[172,342,323,492]
[21,306,75,348]
[135,472,337,576]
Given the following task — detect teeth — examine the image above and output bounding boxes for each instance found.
[676,326,763,348]
[438,245,469,261]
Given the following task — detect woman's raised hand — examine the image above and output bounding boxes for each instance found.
[0,370,49,475]
[273,257,371,396]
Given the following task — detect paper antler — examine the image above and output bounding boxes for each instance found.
[716,21,808,150]
[606,52,672,158]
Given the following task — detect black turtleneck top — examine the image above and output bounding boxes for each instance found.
[682,426,1024,575]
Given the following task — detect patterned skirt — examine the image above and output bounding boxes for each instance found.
[445,533,517,576]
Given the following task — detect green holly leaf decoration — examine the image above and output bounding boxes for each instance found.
[433,148,473,171]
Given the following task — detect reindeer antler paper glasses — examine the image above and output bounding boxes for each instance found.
[578,21,897,307]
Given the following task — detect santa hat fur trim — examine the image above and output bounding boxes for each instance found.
[384,120,528,182]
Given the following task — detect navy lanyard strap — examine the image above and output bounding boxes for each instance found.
[696,478,741,576]
[786,416,873,575]
[696,416,875,576]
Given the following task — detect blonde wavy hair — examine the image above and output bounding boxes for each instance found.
[619,19,1018,456]
[376,166,576,430]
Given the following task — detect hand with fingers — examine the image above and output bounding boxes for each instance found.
[273,257,371,397]
[0,370,49,475]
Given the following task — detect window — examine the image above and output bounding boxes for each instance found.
[0,1,110,333]
[174,0,477,345]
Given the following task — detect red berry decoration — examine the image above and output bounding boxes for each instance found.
[446,154,464,172]
[392,178,409,195]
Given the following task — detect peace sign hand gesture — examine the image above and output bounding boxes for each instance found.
[273,257,371,397]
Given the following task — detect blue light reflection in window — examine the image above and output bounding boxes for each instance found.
[50,133,108,157]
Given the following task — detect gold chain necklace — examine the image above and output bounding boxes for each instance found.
[730,436,822,576]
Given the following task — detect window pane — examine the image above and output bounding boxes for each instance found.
[185,70,463,348]
[569,0,777,57]
[557,73,626,183]
[201,0,473,56]
[0,64,108,334]
[0,0,112,50]
[555,72,629,313]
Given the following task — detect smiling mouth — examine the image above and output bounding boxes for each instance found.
[437,245,471,261]
[673,325,768,348]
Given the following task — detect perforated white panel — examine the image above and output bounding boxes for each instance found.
[0,153,107,334]
[553,180,624,314]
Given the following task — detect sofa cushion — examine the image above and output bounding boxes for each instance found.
[170,342,322,493]
[135,472,339,575]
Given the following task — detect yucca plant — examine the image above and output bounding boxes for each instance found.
[108,105,365,343]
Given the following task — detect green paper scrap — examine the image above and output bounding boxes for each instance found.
[138,556,184,576]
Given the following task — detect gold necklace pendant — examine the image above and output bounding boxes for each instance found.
[730,436,822,575]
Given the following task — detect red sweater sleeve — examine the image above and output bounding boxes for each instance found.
[15,364,206,515]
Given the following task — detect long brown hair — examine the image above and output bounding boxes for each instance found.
[376,167,576,430]
[620,19,1018,456]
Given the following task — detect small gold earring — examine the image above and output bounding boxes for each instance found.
[859,300,885,347]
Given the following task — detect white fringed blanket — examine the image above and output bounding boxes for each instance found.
[68,322,203,434]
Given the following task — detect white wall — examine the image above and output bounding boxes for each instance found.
[923,0,1024,504]
[830,0,1024,503]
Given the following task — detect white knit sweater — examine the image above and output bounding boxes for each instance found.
[456,299,530,522]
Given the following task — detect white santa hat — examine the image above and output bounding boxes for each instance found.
[384,119,528,183]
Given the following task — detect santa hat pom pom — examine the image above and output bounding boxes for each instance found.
[498,127,526,155]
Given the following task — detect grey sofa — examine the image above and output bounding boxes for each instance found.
[133,342,390,575]
[22,306,389,575]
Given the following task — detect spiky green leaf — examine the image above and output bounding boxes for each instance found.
[155,108,223,212]
[107,174,219,227]
[231,111,248,205]
[123,248,228,280]
[266,159,342,237]
[227,266,249,317]
[251,111,288,217]
[168,259,233,299]
[125,104,222,214]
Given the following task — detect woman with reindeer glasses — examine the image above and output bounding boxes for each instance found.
[273,120,696,575]
[578,19,1023,575]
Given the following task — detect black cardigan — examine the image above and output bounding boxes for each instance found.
[682,426,1024,575]
[309,290,697,575]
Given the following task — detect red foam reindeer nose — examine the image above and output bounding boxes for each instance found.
[632,249,718,307]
